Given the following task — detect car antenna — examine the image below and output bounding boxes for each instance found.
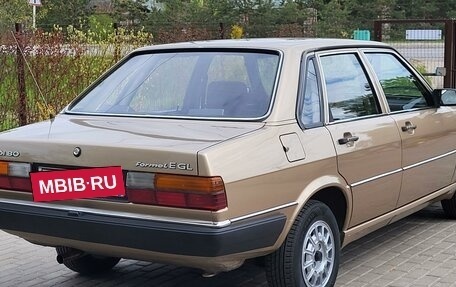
[11,31,55,121]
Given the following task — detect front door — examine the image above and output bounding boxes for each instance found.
[365,52,456,206]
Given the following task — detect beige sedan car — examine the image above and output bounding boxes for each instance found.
[1,39,456,287]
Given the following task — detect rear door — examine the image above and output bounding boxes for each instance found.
[364,51,456,206]
[316,50,402,227]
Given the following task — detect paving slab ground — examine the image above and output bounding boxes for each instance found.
[1,203,456,287]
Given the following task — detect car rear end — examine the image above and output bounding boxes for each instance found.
[0,44,286,273]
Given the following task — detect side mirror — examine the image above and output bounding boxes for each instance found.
[434,89,456,106]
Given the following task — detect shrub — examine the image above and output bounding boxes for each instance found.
[0,24,152,131]
[230,25,244,39]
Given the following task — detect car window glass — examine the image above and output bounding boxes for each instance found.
[320,53,380,121]
[72,55,155,111]
[300,58,321,126]
[257,56,279,97]
[365,53,431,111]
[69,52,280,119]
[130,55,198,113]
[207,55,250,88]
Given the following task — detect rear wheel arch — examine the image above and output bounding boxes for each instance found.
[310,187,348,234]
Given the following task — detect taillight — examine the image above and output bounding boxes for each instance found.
[0,161,32,192]
[126,172,227,211]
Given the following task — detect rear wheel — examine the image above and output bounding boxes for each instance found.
[442,193,456,218]
[56,247,121,275]
[265,200,340,287]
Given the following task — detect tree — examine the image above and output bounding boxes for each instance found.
[436,1,456,19]
[275,1,308,24]
[39,0,93,30]
[347,0,396,29]
[0,0,31,31]
[204,0,238,24]
[112,0,149,28]
[315,0,351,38]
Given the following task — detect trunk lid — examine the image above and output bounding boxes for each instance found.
[0,114,264,175]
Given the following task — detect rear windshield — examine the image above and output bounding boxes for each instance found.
[68,50,281,119]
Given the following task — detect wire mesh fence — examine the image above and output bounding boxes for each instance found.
[0,31,20,131]
[1,19,454,132]
[0,24,152,132]
[0,21,319,132]
[374,20,448,89]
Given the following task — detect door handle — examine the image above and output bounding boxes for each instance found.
[401,121,417,132]
[338,132,359,145]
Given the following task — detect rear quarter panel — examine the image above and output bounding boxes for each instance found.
[198,123,351,247]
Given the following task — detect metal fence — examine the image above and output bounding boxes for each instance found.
[374,19,456,89]
[0,24,152,132]
[2,20,455,132]
[0,21,319,132]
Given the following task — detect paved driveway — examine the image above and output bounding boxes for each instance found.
[1,204,456,287]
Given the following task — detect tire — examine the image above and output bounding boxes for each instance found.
[265,200,340,287]
[442,193,456,218]
[56,247,121,275]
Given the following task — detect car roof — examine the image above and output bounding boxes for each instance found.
[134,38,390,53]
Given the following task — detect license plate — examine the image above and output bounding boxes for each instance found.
[30,166,125,202]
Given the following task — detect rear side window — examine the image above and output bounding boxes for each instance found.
[299,58,321,127]
[365,53,432,111]
[320,53,380,121]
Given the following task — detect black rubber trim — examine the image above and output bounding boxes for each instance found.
[0,202,286,257]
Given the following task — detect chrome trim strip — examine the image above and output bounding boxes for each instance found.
[0,199,297,228]
[387,107,434,115]
[230,202,298,223]
[403,149,456,171]
[326,113,388,125]
[351,169,402,188]
[350,149,456,187]
[64,111,266,122]
[343,181,456,247]
[0,198,231,228]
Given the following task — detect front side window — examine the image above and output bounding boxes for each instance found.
[365,53,432,111]
[320,53,380,121]
[68,51,280,119]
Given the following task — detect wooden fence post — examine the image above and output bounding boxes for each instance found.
[15,23,27,126]
[219,22,225,39]
[113,23,120,62]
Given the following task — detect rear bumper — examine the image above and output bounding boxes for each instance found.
[0,200,286,257]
